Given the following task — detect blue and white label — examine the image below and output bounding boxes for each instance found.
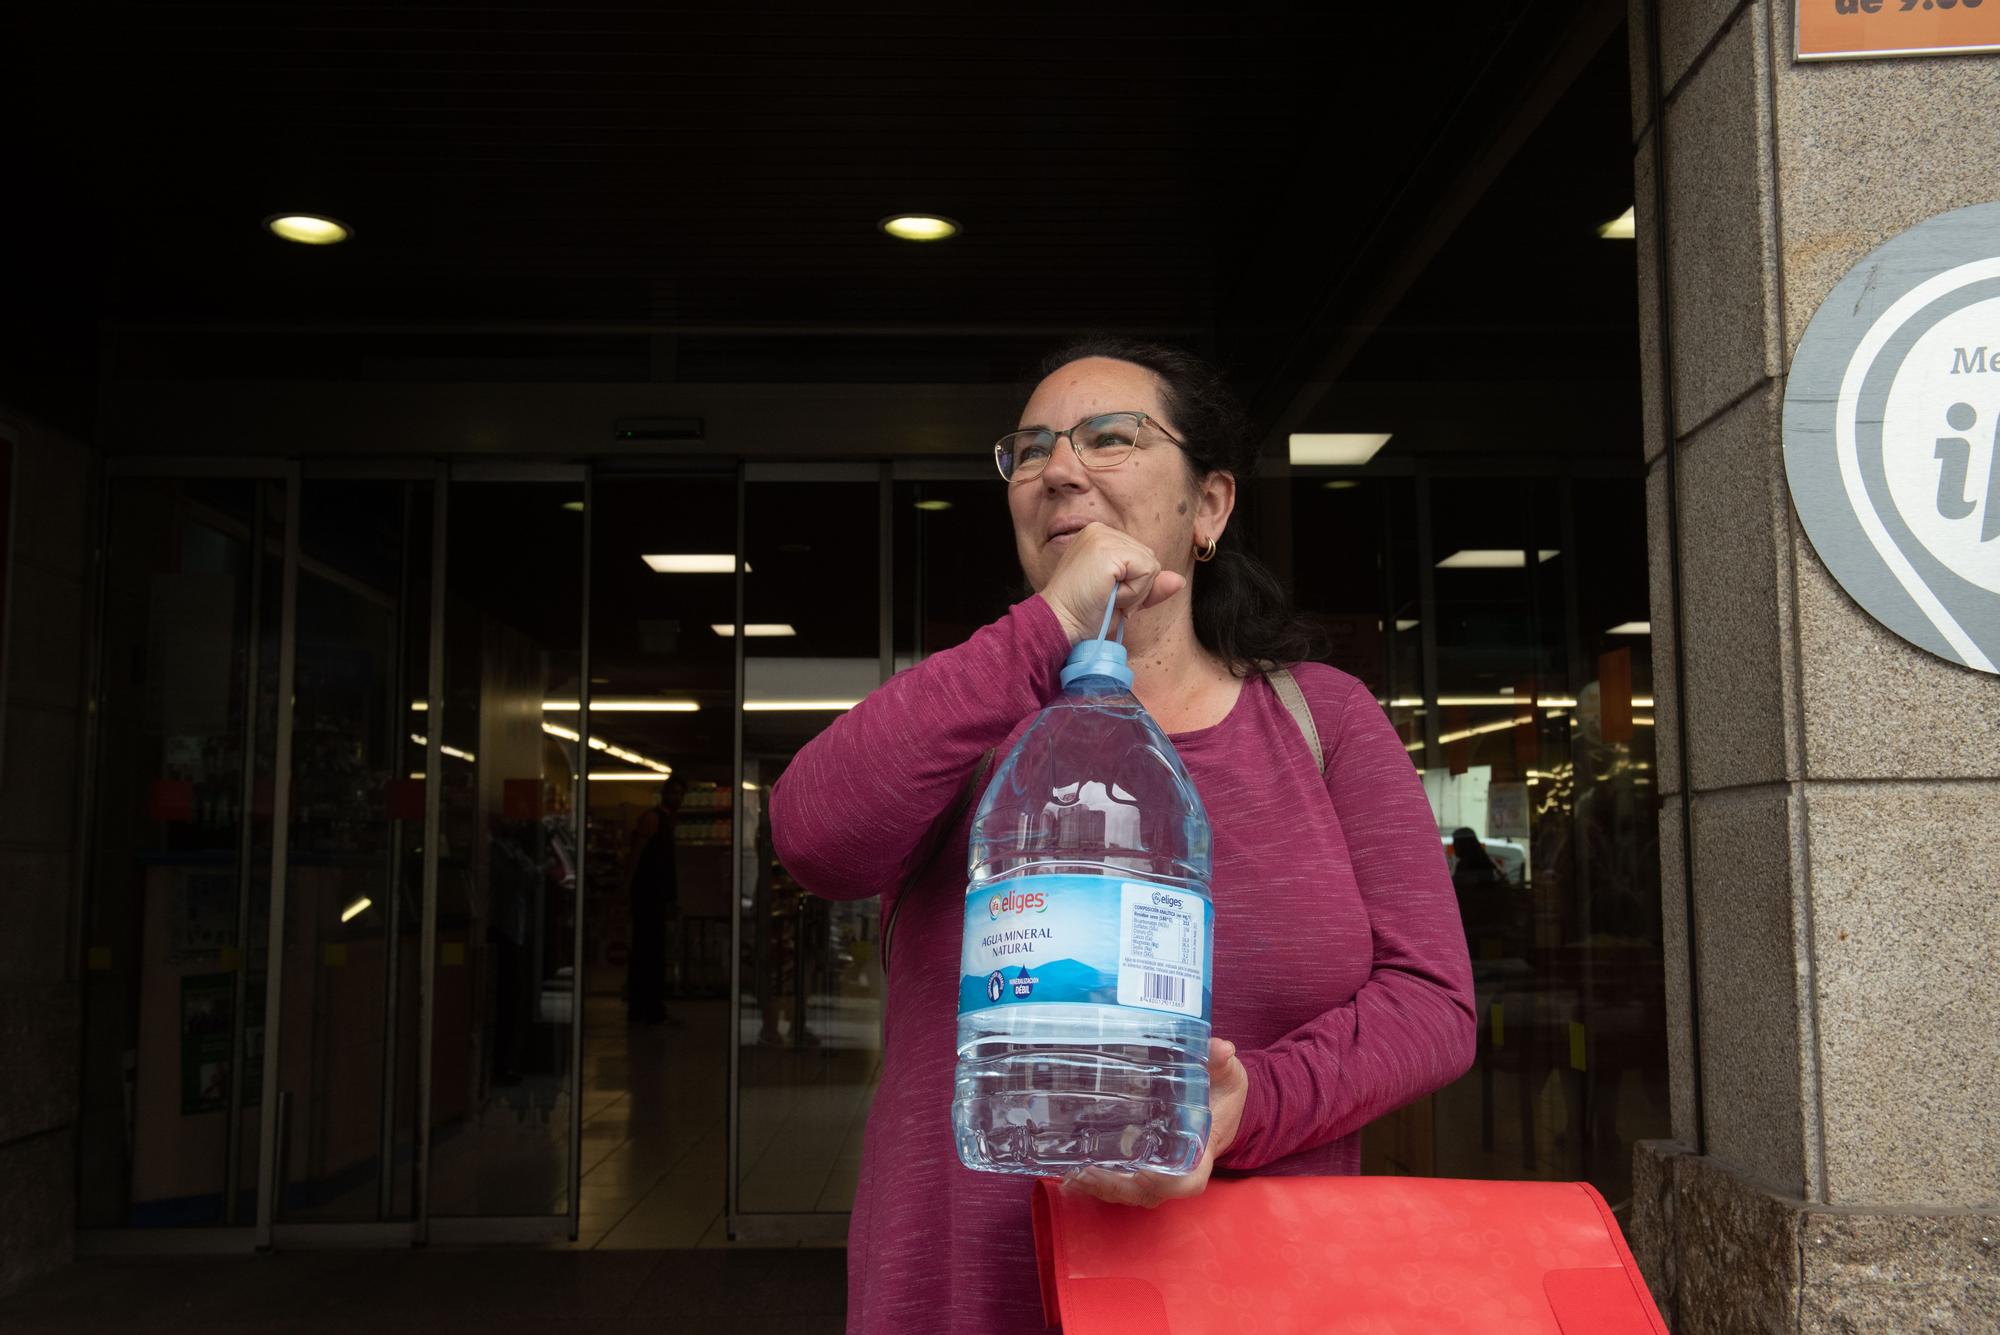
[959,873,1210,1020]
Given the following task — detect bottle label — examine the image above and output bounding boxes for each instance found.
[958,873,1210,1021]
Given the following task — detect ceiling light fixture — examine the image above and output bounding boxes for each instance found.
[543,699,700,712]
[1607,621,1652,635]
[562,501,584,513]
[1598,207,1636,240]
[1436,549,1560,569]
[1288,434,1392,466]
[642,554,749,574]
[710,624,798,637]
[265,213,352,245]
[914,499,954,512]
[880,214,960,242]
[340,897,372,923]
[1322,480,1361,491]
[742,699,862,712]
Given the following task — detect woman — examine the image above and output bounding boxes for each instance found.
[771,337,1475,1333]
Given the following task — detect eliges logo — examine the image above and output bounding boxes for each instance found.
[1151,891,1184,912]
[1784,200,2000,674]
[988,890,1050,920]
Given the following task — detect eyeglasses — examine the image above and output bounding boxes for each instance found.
[993,411,1185,483]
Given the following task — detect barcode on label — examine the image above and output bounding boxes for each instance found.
[1141,972,1186,1007]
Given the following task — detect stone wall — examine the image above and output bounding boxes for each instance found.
[1629,0,2000,1328]
[0,406,94,1295]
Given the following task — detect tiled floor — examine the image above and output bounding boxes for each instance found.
[572,992,877,1248]
[0,1249,846,1334]
[574,993,733,1249]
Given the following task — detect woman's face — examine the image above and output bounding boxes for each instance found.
[1007,356,1232,594]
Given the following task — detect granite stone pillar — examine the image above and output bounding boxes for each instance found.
[1626,2,1999,1329]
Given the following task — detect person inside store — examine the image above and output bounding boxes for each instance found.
[770,337,1476,1333]
[626,776,687,1025]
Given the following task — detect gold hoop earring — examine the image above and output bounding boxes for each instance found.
[1195,536,1219,563]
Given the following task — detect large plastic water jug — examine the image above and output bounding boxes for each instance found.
[953,589,1214,1176]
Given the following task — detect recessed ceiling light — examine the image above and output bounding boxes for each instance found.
[1607,621,1652,635]
[265,213,352,245]
[1436,550,1560,569]
[1289,434,1392,466]
[642,554,750,573]
[914,499,953,512]
[1322,480,1361,491]
[1598,207,1636,240]
[709,624,798,637]
[880,214,960,242]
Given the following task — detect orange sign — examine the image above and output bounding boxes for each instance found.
[1798,0,2000,60]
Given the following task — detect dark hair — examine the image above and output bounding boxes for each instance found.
[1034,335,1326,674]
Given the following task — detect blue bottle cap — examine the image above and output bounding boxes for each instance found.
[1061,637,1133,689]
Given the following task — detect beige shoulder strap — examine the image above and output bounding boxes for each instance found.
[1263,665,1325,775]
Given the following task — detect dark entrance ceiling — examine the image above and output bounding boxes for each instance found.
[2,0,1639,453]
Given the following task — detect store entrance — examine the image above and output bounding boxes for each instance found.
[74,458,1019,1252]
[75,451,1670,1250]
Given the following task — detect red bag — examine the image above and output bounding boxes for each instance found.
[1032,1175,1668,1334]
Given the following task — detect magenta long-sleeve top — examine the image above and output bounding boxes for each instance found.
[771,596,1476,1334]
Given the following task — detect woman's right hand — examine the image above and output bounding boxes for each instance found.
[1039,521,1187,645]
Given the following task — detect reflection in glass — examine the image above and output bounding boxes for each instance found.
[575,473,737,1241]
[271,480,430,1221]
[1285,472,1668,1214]
[79,479,278,1227]
[892,479,1021,669]
[425,481,583,1217]
[739,478,883,1216]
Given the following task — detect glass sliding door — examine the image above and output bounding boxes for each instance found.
[576,470,738,1248]
[423,472,586,1220]
[268,477,432,1223]
[734,467,883,1229]
[1279,465,1670,1216]
[78,474,284,1229]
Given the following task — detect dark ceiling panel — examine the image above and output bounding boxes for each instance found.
[3,0,1639,453]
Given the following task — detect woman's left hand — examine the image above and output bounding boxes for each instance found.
[1059,1038,1248,1209]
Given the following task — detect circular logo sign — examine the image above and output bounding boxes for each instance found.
[1783,199,2000,673]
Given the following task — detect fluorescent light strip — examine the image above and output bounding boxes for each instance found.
[1288,433,1392,466]
[1599,206,1636,239]
[1436,550,1560,569]
[340,896,372,923]
[742,699,861,712]
[550,700,691,713]
[540,720,672,777]
[1400,714,1656,752]
[590,772,679,782]
[409,733,476,763]
[1607,621,1652,635]
[1387,694,1651,710]
[709,624,797,638]
[642,554,750,574]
